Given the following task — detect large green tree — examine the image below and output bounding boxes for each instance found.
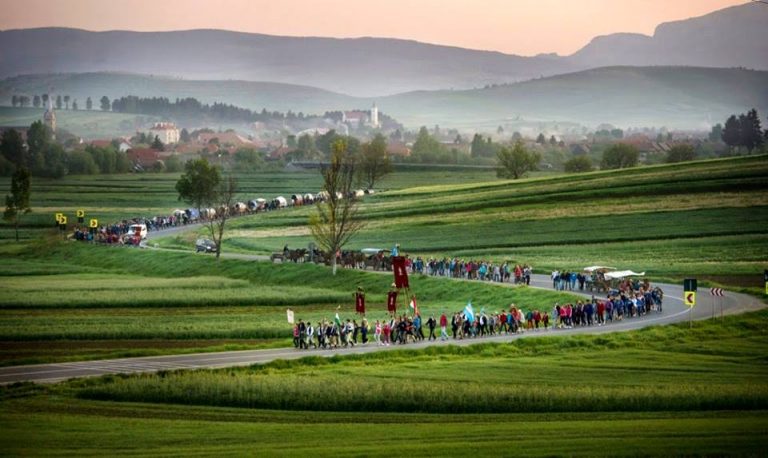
[3,167,32,241]
[601,143,639,169]
[357,133,392,189]
[411,126,443,160]
[175,158,236,259]
[100,96,110,112]
[175,158,221,213]
[0,129,25,168]
[496,141,540,179]
[310,139,364,275]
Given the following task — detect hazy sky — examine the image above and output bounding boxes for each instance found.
[0,0,748,56]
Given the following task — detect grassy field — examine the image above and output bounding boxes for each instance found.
[0,155,767,455]
[0,106,162,139]
[1,155,767,364]
[156,155,768,285]
[0,242,578,365]
[2,309,768,455]
[0,168,499,241]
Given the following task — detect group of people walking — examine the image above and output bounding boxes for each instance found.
[292,283,664,350]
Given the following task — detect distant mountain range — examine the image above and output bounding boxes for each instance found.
[2,67,766,130]
[0,2,766,96]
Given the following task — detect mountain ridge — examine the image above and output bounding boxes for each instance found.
[1,2,766,96]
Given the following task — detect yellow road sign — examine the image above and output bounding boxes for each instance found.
[77,209,85,218]
[89,219,98,228]
[684,291,696,307]
[55,213,63,222]
[59,216,67,225]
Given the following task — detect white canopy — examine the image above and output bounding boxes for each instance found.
[583,265,616,272]
[604,270,646,280]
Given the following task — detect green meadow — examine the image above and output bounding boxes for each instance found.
[0,242,578,365]
[1,155,767,456]
[2,309,768,456]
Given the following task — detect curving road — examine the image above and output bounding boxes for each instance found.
[1,262,765,385]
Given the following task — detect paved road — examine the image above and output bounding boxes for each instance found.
[2,264,764,384]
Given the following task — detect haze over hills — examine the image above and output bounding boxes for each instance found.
[0,2,766,96]
[567,2,768,69]
[2,67,766,130]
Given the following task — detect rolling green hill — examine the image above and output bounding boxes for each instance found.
[2,66,766,132]
[383,66,768,129]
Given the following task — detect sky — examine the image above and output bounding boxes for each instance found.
[0,0,748,56]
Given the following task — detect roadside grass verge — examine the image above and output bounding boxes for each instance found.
[75,308,768,414]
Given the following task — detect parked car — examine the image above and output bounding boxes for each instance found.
[196,238,217,253]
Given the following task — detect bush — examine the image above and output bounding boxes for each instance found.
[564,156,593,173]
[601,143,639,169]
[666,144,696,163]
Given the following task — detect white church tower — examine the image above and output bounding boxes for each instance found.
[370,102,379,128]
[43,96,56,139]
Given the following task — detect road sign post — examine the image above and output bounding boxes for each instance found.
[764,270,767,296]
[684,278,697,328]
[710,288,724,319]
[77,209,85,224]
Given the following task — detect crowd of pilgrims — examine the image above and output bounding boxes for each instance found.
[395,257,533,284]
[292,286,664,349]
[72,215,184,244]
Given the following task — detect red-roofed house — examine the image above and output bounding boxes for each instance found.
[387,142,411,157]
[127,148,160,170]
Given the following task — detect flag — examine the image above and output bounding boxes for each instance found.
[464,302,475,323]
[387,290,398,313]
[334,312,342,326]
[392,256,409,288]
[409,296,418,315]
[355,291,365,314]
[286,309,295,324]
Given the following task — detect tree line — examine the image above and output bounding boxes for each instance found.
[0,122,133,178]
[11,94,88,111]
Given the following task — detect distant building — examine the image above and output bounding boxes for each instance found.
[387,141,411,157]
[370,103,379,128]
[146,122,180,145]
[127,148,161,171]
[342,110,368,128]
[43,98,56,139]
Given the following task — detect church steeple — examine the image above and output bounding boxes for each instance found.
[43,95,56,139]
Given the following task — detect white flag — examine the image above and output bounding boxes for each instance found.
[286,309,295,324]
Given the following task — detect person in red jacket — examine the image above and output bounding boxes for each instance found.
[439,312,448,340]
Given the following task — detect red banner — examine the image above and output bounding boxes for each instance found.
[392,256,409,289]
[387,290,398,313]
[355,292,365,314]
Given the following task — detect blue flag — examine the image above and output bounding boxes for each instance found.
[464,302,475,323]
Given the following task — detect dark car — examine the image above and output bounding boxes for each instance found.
[195,238,217,253]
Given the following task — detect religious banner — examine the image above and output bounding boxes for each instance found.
[355,288,366,315]
[392,256,409,289]
[286,309,295,324]
[387,290,398,313]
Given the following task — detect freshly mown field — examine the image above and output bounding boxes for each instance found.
[2,310,768,456]
[0,242,578,365]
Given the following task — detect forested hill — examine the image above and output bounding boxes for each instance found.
[2,67,767,130]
